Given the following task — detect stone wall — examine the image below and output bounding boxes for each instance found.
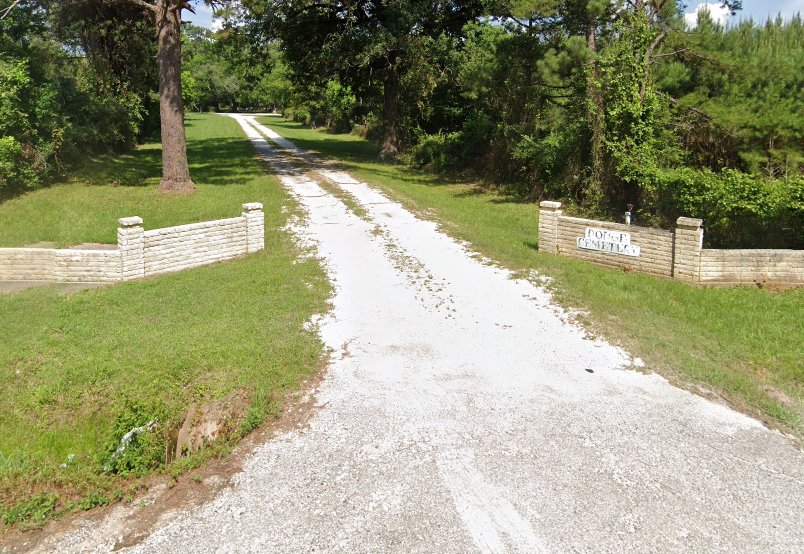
[672,217,704,283]
[144,217,247,276]
[54,249,123,282]
[539,201,803,286]
[0,248,61,281]
[0,203,264,284]
[537,201,562,255]
[558,216,674,278]
[0,248,122,282]
[700,249,804,285]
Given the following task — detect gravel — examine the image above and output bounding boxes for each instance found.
[34,114,803,553]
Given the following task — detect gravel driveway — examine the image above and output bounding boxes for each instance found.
[33,114,803,553]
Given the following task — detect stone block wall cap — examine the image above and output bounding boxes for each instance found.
[242,202,263,211]
[540,201,562,209]
[676,216,703,229]
[118,216,143,227]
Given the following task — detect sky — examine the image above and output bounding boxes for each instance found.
[684,0,804,27]
[184,4,223,31]
[185,1,804,30]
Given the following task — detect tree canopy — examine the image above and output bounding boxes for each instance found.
[2,0,800,247]
[245,0,486,157]
[225,0,800,247]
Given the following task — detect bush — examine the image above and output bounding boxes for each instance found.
[100,401,169,477]
[409,113,495,174]
[0,136,40,193]
[409,131,457,171]
[1,13,148,198]
[323,80,356,133]
[354,112,385,142]
[652,168,803,248]
[0,65,145,198]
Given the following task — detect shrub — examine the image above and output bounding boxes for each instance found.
[0,136,40,193]
[409,131,455,171]
[1,15,148,198]
[99,401,169,477]
[652,168,803,248]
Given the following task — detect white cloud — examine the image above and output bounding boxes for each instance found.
[684,2,733,28]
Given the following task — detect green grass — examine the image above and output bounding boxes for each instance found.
[0,115,288,247]
[0,114,330,528]
[259,117,804,436]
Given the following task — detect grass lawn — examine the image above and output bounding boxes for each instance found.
[259,117,804,438]
[0,115,290,247]
[0,114,330,528]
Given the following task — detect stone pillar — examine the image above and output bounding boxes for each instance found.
[242,202,265,253]
[673,217,703,283]
[118,216,144,281]
[538,201,563,254]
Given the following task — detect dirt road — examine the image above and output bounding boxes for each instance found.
[33,114,803,553]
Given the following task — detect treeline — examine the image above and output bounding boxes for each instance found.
[3,2,801,248]
[0,2,159,197]
[182,24,291,113]
[235,0,802,248]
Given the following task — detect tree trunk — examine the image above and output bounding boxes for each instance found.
[585,15,604,206]
[156,0,195,193]
[379,61,401,160]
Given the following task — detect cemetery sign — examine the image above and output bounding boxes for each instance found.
[576,227,641,257]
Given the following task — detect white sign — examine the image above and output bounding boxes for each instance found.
[577,227,641,257]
